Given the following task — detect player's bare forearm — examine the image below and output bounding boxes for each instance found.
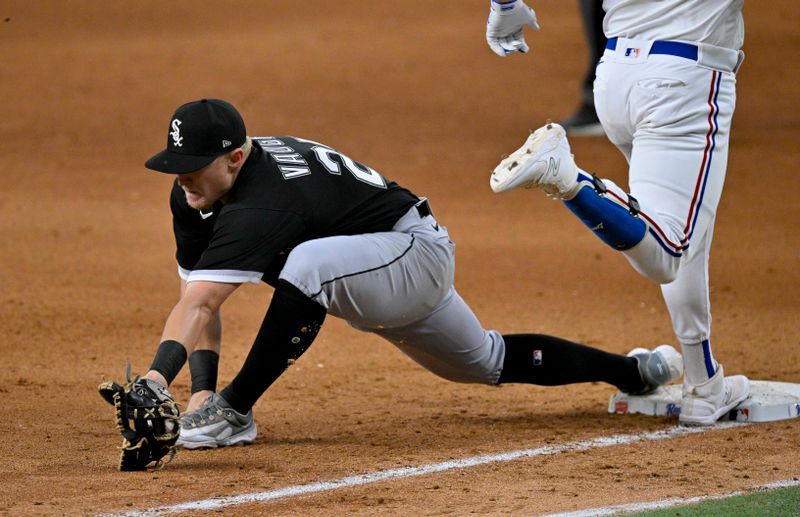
[177,279,224,411]
[180,279,222,354]
[160,281,238,357]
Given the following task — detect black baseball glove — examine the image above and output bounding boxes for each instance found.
[98,365,181,471]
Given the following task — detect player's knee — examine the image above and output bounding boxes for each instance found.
[632,258,680,284]
[623,236,681,284]
[653,266,679,284]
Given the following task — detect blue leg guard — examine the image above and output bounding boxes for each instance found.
[564,185,647,250]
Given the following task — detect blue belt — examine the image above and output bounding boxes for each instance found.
[606,37,698,61]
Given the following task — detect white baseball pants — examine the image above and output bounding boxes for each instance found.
[593,38,742,345]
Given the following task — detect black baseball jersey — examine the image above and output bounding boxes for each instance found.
[172,136,419,284]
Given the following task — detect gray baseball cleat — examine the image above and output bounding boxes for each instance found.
[680,365,750,426]
[626,344,684,395]
[176,393,257,449]
[490,122,580,198]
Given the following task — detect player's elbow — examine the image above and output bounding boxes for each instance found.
[183,280,240,313]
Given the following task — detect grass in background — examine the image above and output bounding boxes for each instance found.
[628,485,800,516]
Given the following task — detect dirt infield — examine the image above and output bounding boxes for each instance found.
[1,1,798,515]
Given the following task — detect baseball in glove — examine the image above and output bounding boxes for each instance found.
[98,364,181,471]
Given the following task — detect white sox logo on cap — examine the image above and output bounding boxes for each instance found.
[146,99,246,174]
[170,119,183,147]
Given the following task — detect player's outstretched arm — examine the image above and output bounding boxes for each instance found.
[179,279,223,412]
[142,280,239,387]
[486,0,540,57]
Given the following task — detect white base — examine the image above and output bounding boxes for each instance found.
[609,381,800,423]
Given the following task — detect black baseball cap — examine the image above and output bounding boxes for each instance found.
[145,98,247,174]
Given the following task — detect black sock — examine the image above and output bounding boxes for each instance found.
[497,334,645,393]
[220,280,326,414]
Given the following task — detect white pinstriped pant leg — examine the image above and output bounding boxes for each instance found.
[594,51,736,344]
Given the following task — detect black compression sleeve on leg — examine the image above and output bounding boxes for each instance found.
[189,349,219,393]
[149,339,188,385]
[220,280,326,414]
[497,334,645,393]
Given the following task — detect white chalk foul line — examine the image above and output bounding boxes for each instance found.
[539,477,800,517]
[104,422,742,517]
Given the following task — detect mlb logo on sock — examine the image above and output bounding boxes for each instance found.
[533,350,542,365]
[625,47,640,58]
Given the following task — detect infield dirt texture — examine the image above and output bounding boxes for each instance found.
[1,1,798,515]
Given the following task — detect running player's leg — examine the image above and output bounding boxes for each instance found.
[566,60,731,283]
[661,222,715,378]
[601,63,749,423]
[491,61,729,284]
[627,67,730,378]
[491,57,747,421]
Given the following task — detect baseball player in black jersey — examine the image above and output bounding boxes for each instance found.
[100,98,683,453]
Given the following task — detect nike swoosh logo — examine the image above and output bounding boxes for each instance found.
[199,210,213,220]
